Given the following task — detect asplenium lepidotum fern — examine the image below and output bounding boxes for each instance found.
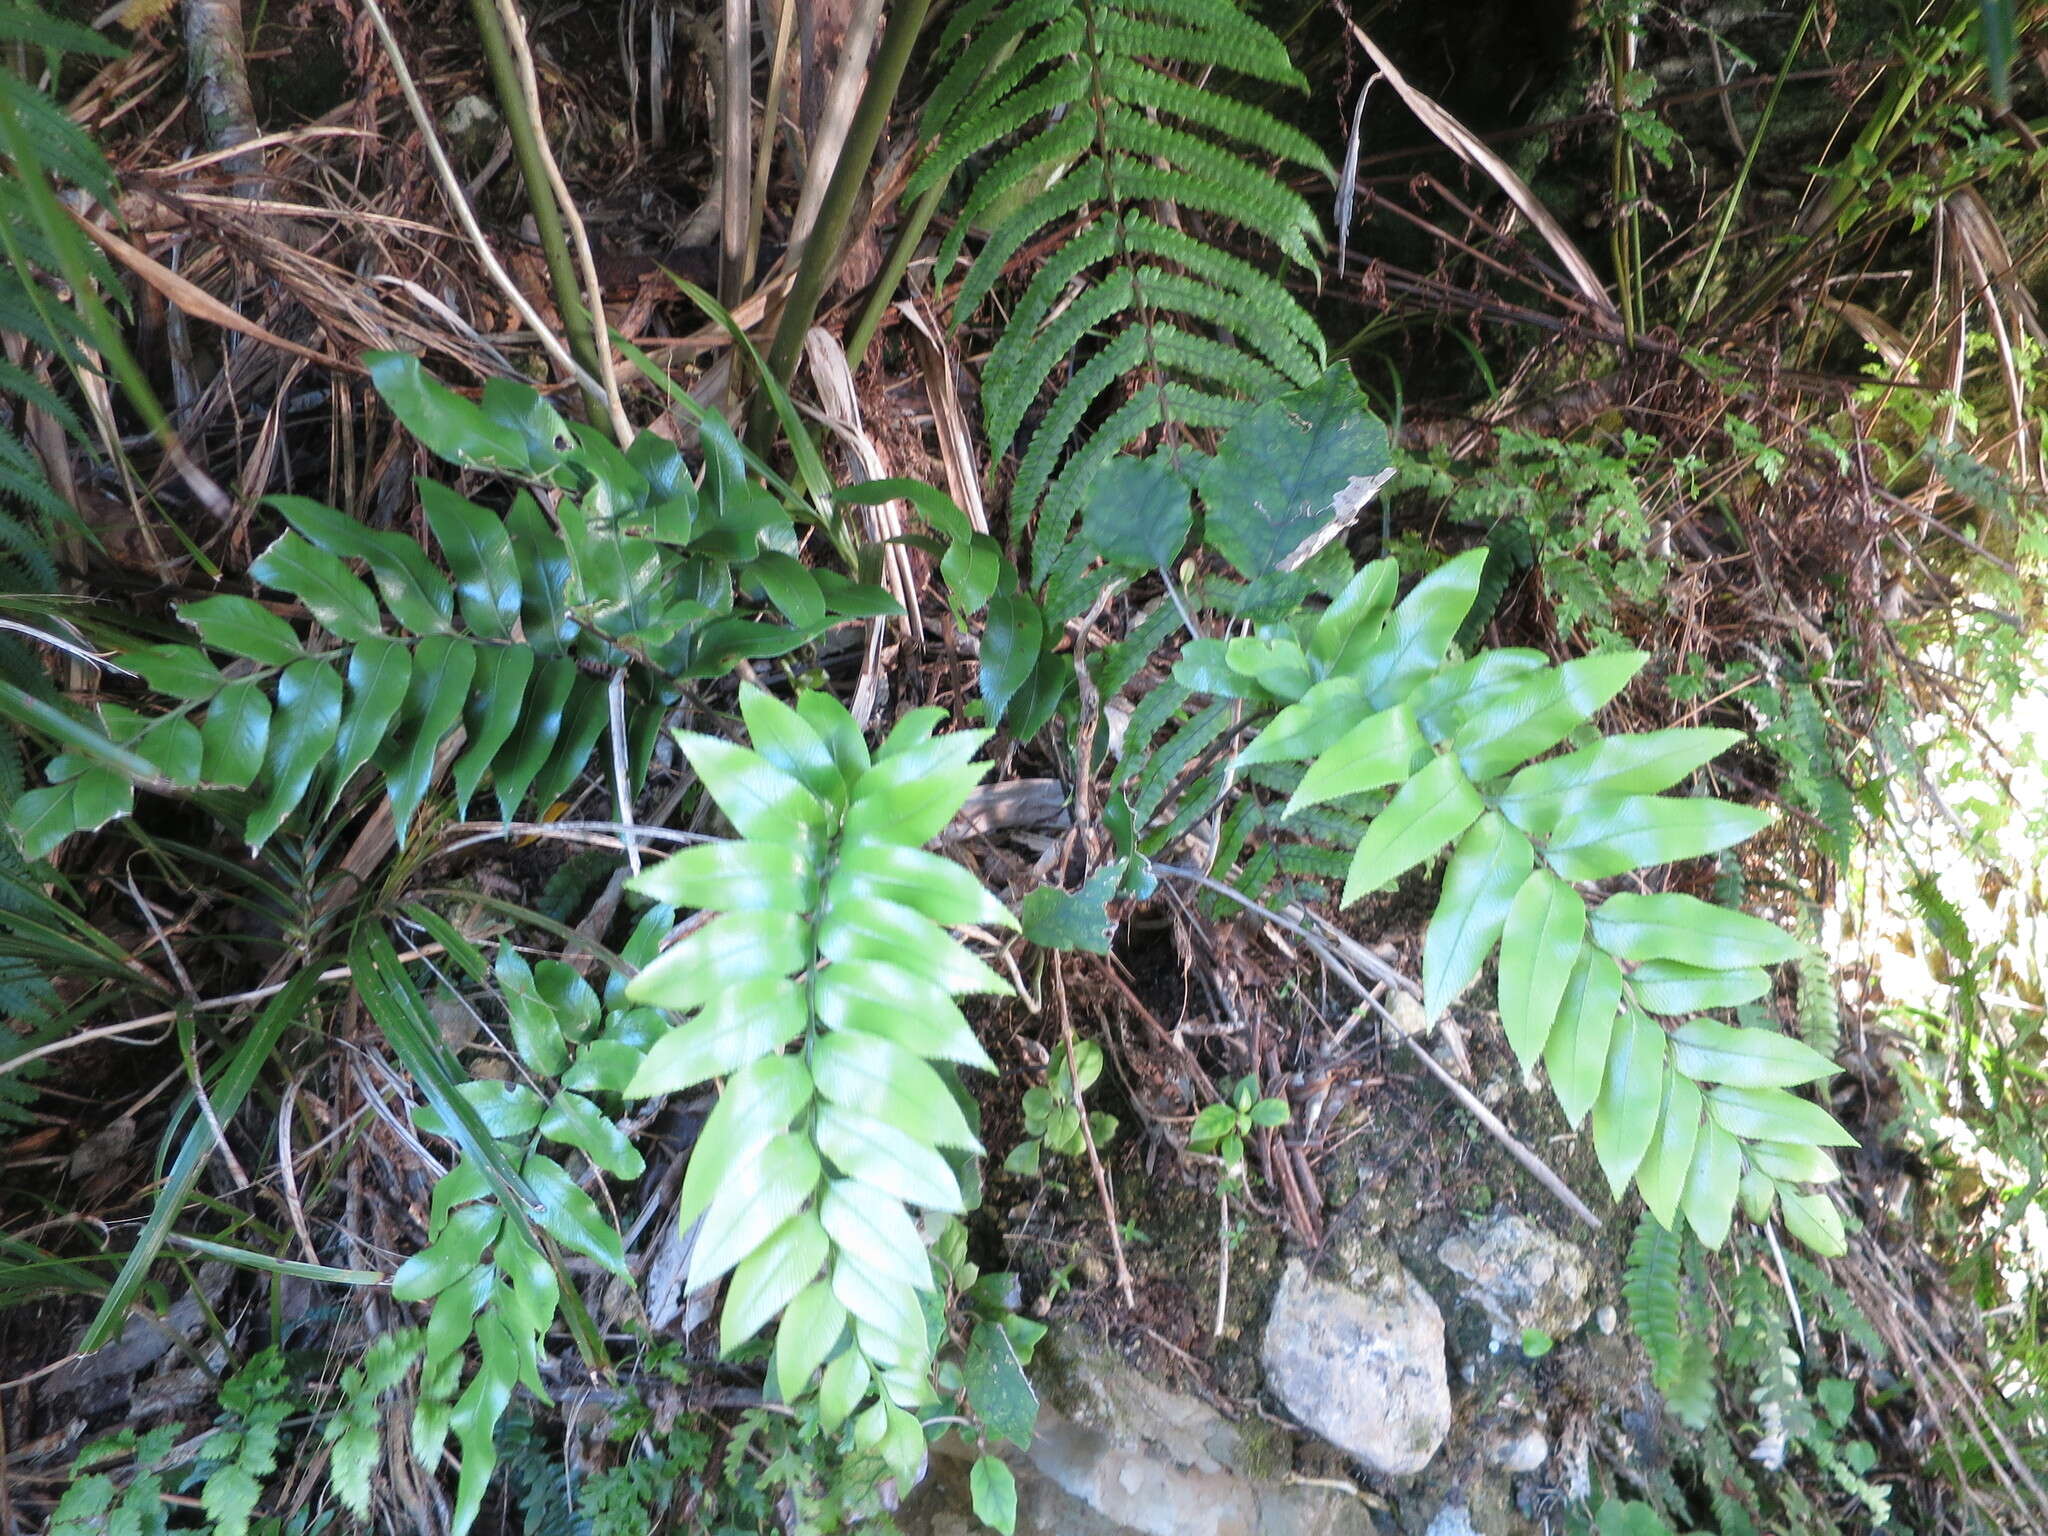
[912,0,1330,590]
[1623,1211,1716,1429]
[1071,369,1853,1254]
[619,685,1011,1467]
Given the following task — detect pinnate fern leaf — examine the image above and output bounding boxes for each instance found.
[9,361,874,860]
[621,687,1013,1436]
[1099,374,1861,1253]
[917,0,1329,563]
[1623,1213,1716,1428]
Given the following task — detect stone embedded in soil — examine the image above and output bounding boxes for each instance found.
[1260,1250,1452,1478]
[897,1325,1375,1536]
[1435,1213,1593,1350]
[1485,1423,1550,1473]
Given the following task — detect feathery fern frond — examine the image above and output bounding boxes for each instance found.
[1623,1211,1716,1429]
[914,0,1330,575]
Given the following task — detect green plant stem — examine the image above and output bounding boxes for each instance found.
[1606,21,1642,347]
[465,0,603,396]
[844,178,945,372]
[1683,4,1815,326]
[0,108,232,523]
[751,0,932,454]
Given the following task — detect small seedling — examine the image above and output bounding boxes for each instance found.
[1005,1040,1118,1177]
[1188,1074,1291,1176]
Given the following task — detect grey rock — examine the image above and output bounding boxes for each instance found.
[899,1328,1374,1536]
[1387,990,1431,1037]
[1424,1503,1485,1536]
[439,95,500,165]
[1485,1425,1549,1473]
[1436,1215,1592,1349]
[1261,1251,1452,1478]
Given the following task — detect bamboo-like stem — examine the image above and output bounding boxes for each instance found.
[752,0,932,451]
[720,0,752,306]
[359,0,600,399]
[489,0,632,445]
[744,0,799,288]
[466,0,605,399]
[783,0,885,265]
[844,177,944,372]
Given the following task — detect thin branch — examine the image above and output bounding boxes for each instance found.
[1153,864,1603,1232]
[1053,952,1137,1306]
[358,0,600,399]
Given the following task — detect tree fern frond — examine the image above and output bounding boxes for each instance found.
[1041,536,1117,628]
[1120,215,1327,359]
[0,356,85,444]
[945,166,1109,312]
[1136,273,1322,385]
[1098,60,1329,170]
[955,19,1092,131]
[0,501,57,587]
[1011,328,1161,514]
[922,0,1327,611]
[1130,697,1232,823]
[952,114,1095,259]
[913,63,1094,201]
[1114,162,1317,266]
[996,266,1318,465]
[1106,112,1320,242]
[990,272,1139,455]
[929,0,1052,97]
[1093,599,1182,698]
[1094,3,1301,84]
[1014,328,1286,520]
[0,434,71,538]
[996,219,1123,363]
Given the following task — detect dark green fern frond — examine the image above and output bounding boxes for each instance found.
[1624,1211,1717,1430]
[915,0,1330,570]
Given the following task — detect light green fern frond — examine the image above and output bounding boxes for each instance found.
[620,687,1012,1452]
[915,0,1330,576]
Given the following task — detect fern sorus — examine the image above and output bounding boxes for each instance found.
[620,685,1011,1469]
[1193,546,1854,1251]
[912,0,1330,576]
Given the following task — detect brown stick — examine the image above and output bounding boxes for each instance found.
[1053,952,1136,1306]
[1153,864,1603,1232]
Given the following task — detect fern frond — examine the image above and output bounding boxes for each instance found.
[620,687,1013,1442]
[921,0,1328,555]
[990,258,1319,456]
[1624,1212,1717,1429]
[1129,697,1232,823]
[1013,327,1287,519]
[1036,385,1253,584]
